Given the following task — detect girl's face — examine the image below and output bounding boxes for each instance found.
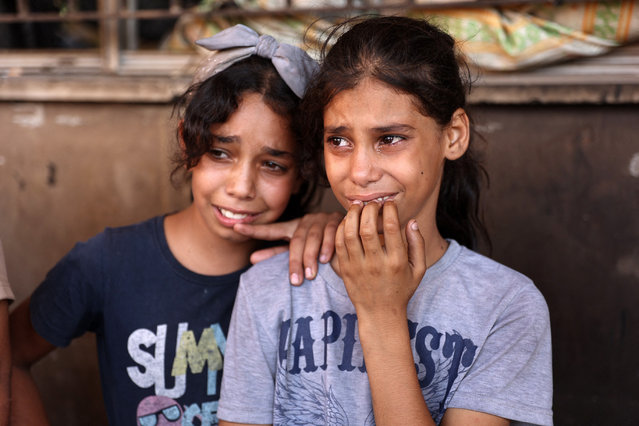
[323,78,466,232]
[190,92,299,243]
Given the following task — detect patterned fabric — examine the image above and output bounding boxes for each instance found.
[414,1,639,70]
[164,0,639,71]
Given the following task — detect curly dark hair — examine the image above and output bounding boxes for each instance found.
[173,55,318,221]
[299,15,489,249]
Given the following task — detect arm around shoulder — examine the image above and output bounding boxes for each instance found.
[10,297,56,425]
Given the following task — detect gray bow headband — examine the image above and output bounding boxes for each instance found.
[194,24,318,98]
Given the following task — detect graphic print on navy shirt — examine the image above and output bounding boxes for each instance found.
[274,310,477,424]
[127,322,228,426]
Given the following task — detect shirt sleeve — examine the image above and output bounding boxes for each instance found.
[446,283,554,426]
[30,234,106,347]
[217,273,280,424]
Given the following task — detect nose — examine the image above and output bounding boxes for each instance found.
[225,161,256,200]
[349,145,382,187]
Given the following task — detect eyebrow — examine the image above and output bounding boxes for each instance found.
[324,125,348,135]
[373,124,416,133]
[212,134,238,143]
[212,134,294,158]
[263,147,294,158]
[324,124,416,134]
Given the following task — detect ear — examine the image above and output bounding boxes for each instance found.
[443,108,470,161]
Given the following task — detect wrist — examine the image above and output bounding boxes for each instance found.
[357,309,410,345]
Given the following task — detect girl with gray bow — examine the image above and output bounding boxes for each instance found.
[9,24,340,425]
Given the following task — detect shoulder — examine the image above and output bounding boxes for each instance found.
[231,252,293,332]
[241,251,291,283]
[456,245,531,284]
[445,243,549,319]
[69,216,161,258]
[99,216,160,245]
[457,245,540,291]
[40,216,162,288]
[238,251,291,298]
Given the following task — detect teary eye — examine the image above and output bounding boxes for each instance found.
[209,148,230,160]
[326,136,349,147]
[380,135,404,145]
[264,160,287,172]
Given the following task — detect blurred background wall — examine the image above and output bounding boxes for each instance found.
[2,90,637,426]
[1,1,639,424]
[0,102,190,424]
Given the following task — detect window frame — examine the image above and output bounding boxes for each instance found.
[1,0,638,104]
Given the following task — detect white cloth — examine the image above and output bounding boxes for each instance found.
[0,239,15,302]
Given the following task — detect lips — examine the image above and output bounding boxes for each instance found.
[214,205,261,226]
[347,193,397,206]
[219,207,250,220]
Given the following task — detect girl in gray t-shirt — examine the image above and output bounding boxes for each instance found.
[219,16,553,426]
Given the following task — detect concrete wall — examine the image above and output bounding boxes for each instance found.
[474,104,639,424]
[1,101,638,424]
[0,102,190,424]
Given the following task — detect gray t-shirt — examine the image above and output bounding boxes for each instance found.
[218,240,553,425]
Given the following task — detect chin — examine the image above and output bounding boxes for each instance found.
[215,226,253,244]
[228,232,253,243]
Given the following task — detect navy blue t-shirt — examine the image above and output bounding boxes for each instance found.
[31,216,246,425]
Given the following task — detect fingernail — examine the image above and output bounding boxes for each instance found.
[410,221,419,231]
[290,273,300,285]
[319,254,329,263]
[305,267,313,279]
[351,199,363,206]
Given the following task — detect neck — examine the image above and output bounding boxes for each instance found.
[164,206,257,276]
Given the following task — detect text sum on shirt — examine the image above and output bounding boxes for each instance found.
[126,322,226,398]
